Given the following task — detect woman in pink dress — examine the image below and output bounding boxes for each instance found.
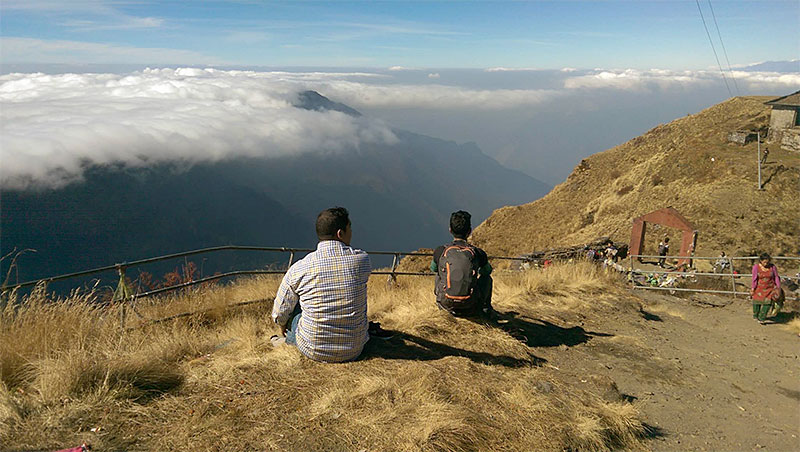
[751,253,781,324]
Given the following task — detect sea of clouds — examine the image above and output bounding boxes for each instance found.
[0,68,398,189]
[2,66,798,189]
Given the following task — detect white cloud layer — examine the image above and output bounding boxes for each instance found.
[563,68,800,90]
[317,81,560,110]
[2,66,798,189]
[0,68,398,189]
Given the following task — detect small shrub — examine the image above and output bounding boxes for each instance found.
[652,175,663,186]
[578,210,596,229]
[616,185,633,196]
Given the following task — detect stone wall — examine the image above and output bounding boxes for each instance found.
[780,128,800,153]
[769,106,797,130]
[767,106,799,146]
[727,131,756,145]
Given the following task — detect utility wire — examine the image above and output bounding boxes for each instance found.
[706,0,739,95]
[695,0,732,97]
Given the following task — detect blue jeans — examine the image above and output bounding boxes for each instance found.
[284,304,303,345]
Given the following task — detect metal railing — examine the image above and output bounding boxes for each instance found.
[5,245,797,318]
[628,254,800,262]
[627,254,799,300]
[1,244,530,296]
[1,244,535,330]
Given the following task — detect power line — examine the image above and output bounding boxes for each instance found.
[706,0,740,95]
[695,0,732,97]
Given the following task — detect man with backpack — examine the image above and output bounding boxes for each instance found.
[431,210,495,319]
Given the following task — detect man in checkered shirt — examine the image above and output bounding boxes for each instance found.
[271,207,374,363]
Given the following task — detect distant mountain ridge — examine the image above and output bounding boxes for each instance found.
[1,92,550,283]
[472,96,799,259]
[739,60,799,73]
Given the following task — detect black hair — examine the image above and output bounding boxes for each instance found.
[664,237,670,243]
[450,210,472,239]
[316,207,350,240]
[759,252,771,262]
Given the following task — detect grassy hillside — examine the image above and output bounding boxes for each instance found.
[472,97,800,261]
[1,266,648,451]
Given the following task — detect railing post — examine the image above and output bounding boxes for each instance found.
[387,254,399,287]
[757,132,762,190]
[728,256,737,297]
[287,251,295,269]
[113,265,133,331]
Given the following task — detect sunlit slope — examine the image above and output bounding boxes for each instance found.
[472,96,800,258]
[1,267,648,451]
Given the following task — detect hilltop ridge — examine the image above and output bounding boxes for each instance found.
[472,96,800,259]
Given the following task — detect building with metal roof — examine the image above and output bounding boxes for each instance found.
[765,90,800,152]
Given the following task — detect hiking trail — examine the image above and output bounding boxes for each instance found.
[525,289,799,451]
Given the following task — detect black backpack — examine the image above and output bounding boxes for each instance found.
[439,244,479,303]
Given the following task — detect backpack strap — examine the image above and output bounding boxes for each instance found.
[442,245,476,258]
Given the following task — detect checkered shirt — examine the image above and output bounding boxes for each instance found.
[272,240,371,363]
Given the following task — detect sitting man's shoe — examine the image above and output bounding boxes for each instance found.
[368,321,394,340]
[270,335,286,347]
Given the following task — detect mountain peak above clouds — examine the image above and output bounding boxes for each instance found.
[293,90,362,117]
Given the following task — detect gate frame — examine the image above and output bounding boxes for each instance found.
[630,207,698,267]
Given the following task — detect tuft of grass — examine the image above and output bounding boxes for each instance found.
[1,268,646,451]
[616,185,634,196]
[497,261,628,313]
[782,315,800,336]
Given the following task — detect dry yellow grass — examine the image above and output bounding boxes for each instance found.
[1,264,646,451]
[472,96,800,259]
[782,316,800,336]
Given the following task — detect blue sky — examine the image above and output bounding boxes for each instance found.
[2,0,798,69]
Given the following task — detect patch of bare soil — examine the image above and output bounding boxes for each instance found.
[528,289,800,451]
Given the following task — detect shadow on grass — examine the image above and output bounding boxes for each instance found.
[362,331,546,368]
[761,164,787,188]
[490,311,614,348]
[82,363,184,403]
[642,423,667,440]
[768,311,799,324]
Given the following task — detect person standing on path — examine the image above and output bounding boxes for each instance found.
[751,253,782,324]
[657,237,670,267]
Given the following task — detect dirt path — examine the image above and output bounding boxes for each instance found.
[529,290,800,451]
